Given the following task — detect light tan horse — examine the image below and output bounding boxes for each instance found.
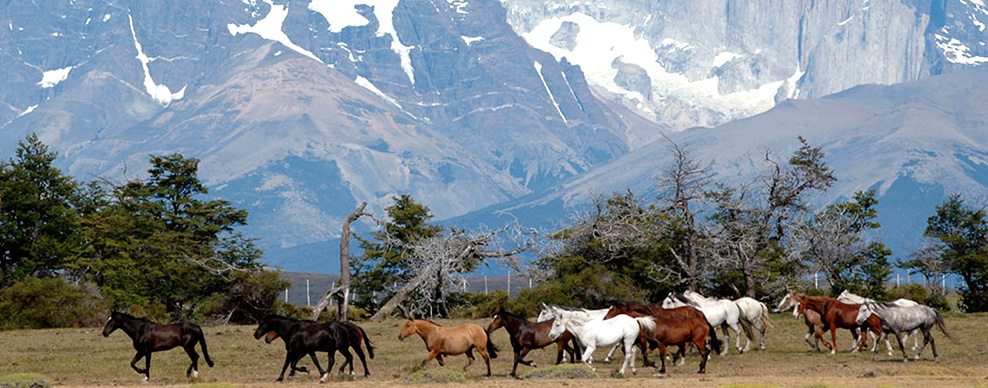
[398,319,499,376]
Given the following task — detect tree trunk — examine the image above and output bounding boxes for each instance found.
[311,202,367,321]
[371,268,433,321]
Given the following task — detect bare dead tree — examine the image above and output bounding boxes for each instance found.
[311,202,373,321]
[655,137,713,291]
[789,206,866,292]
[370,224,535,321]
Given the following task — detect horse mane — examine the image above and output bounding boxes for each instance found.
[494,310,526,320]
[113,311,151,323]
[551,305,583,312]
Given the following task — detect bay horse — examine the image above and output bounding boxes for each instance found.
[398,319,498,376]
[662,291,750,355]
[101,311,214,382]
[857,302,955,362]
[485,311,579,377]
[776,293,829,352]
[604,303,715,375]
[547,305,655,376]
[789,293,883,354]
[253,315,375,381]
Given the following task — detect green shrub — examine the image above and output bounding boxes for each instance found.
[403,367,467,384]
[520,364,597,379]
[0,277,102,329]
[449,290,508,318]
[0,373,52,388]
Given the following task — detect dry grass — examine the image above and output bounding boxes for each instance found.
[1,314,987,388]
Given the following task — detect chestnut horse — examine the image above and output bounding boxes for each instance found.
[398,319,498,376]
[788,293,883,353]
[485,311,579,377]
[101,311,214,382]
[604,303,716,375]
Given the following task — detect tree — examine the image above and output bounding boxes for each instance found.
[923,194,988,311]
[706,137,835,297]
[311,202,371,321]
[790,190,886,296]
[351,195,443,310]
[70,153,262,318]
[656,138,713,292]
[0,134,82,287]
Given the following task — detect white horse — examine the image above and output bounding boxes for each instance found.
[663,291,750,355]
[537,303,623,362]
[837,290,919,354]
[734,297,773,351]
[547,306,656,375]
[856,302,954,362]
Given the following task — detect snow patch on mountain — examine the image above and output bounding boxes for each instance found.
[936,33,988,64]
[521,12,782,128]
[129,15,186,105]
[39,66,73,88]
[309,0,415,83]
[228,0,322,63]
[533,61,567,122]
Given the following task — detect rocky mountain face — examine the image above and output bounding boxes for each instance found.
[1,0,986,272]
[499,0,988,129]
[0,0,662,269]
[469,66,988,261]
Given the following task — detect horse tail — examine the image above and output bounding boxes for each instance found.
[357,324,375,359]
[706,323,723,354]
[198,329,215,368]
[736,304,756,341]
[485,330,499,359]
[934,310,957,343]
[635,316,656,335]
[759,302,774,329]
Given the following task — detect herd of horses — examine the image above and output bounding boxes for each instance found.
[100,290,956,381]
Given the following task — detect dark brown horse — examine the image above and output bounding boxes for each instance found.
[485,311,579,377]
[399,319,498,376]
[253,315,375,381]
[605,303,717,375]
[789,293,882,353]
[101,311,214,382]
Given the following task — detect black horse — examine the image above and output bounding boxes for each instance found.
[101,311,214,382]
[254,315,374,381]
[485,311,580,377]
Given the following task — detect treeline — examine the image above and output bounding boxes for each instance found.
[349,138,988,317]
[0,134,289,329]
[4,134,988,329]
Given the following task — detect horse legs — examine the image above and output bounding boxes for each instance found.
[422,348,443,368]
[336,348,354,376]
[653,343,668,376]
[143,352,152,382]
[618,338,636,376]
[463,348,475,372]
[350,344,371,377]
[719,324,731,356]
[728,322,745,354]
[476,345,492,377]
[183,344,200,378]
[915,326,934,361]
[580,344,597,372]
[603,343,621,363]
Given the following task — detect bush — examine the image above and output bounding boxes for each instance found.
[0,277,102,329]
[276,301,369,322]
[197,270,291,324]
[520,364,597,379]
[402,367,467,384]
[0,373,52,388]
[448,291,508,319]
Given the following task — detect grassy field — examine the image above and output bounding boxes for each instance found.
[1,313,987,388]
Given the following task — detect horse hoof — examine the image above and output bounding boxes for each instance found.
[192,370,199,379]
[319,373,329,383]
[141,377,149,384]
[653,372,665,377]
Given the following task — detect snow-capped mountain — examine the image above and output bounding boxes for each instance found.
[500,0,988,129]
[0,0,663,269]
[462,66,988,260]
[1,0,986,272]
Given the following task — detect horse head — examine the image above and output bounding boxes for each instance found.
[855,302,876,325]
[486,312,505,333]
[547,314,568,340]
[397,319,418,341]
[101,312,122,337]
